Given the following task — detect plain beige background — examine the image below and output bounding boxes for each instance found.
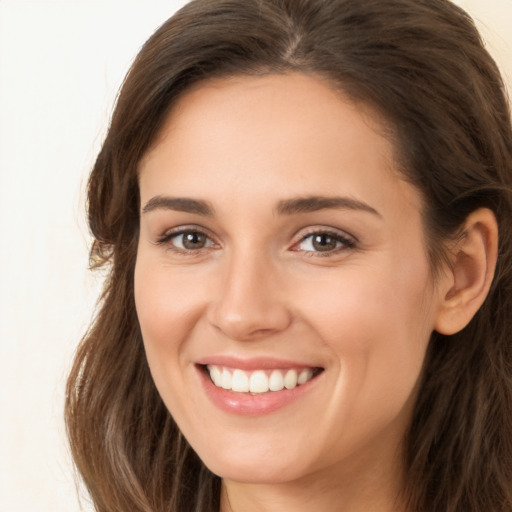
[0,1,510,511]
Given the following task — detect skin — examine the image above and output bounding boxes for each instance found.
[134,73,451,512]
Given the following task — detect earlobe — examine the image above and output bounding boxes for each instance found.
[434,208,498,335]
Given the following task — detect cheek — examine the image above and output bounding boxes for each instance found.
[134,259,207,427]
[295,258,435,404]
[134,255,207,345]
[298,263,434,347]
[133,253,204,398]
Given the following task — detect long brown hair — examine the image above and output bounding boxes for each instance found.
[65,0,512,510]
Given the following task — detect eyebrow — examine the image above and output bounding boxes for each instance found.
[275,195,381,217]
[141,194,380,218]
[141,195,214,216]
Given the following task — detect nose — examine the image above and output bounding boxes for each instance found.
[207,251,292,341]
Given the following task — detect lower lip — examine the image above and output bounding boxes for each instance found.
[197,366,322,416]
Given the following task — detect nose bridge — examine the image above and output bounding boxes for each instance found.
[208,244,291,340]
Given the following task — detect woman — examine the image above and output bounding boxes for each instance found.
[65,0,512,511]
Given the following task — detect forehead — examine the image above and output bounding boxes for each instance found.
[142,72,392,165]
[138,72,421,217]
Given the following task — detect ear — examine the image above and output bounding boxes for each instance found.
[434,208,498,335]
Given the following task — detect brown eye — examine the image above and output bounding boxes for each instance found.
[311,234,339,252]
[165,230,214,251]
[182,231,207,249]
[295,230,355,254]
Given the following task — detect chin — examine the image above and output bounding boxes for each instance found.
[188,432,315,484]
[205,456,308,484]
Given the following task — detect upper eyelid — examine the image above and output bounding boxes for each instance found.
[293,226,357,243]
[157,225,215,240]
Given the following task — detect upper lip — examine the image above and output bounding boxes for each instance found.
[196,355,323,371]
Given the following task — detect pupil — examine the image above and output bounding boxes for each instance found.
[312,234,336,251]
[183,232,206,249]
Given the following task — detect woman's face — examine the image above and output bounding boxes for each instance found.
[135,73,445,485]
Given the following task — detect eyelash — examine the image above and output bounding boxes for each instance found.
[155,227,217,255]
[294,229,356,256]
[155,227,356,256]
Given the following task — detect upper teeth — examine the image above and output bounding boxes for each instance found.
[206,366,314,393]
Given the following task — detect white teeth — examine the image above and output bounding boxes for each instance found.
[206,365,317,393]
[221,368,232,390]
[269,369,284,391]
[284,369,298,389]
[210,365,222,387]
[298,368,313,385]
[249,370,269,393]
[231,369,249,392]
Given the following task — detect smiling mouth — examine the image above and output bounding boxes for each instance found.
[204,365,324,394]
